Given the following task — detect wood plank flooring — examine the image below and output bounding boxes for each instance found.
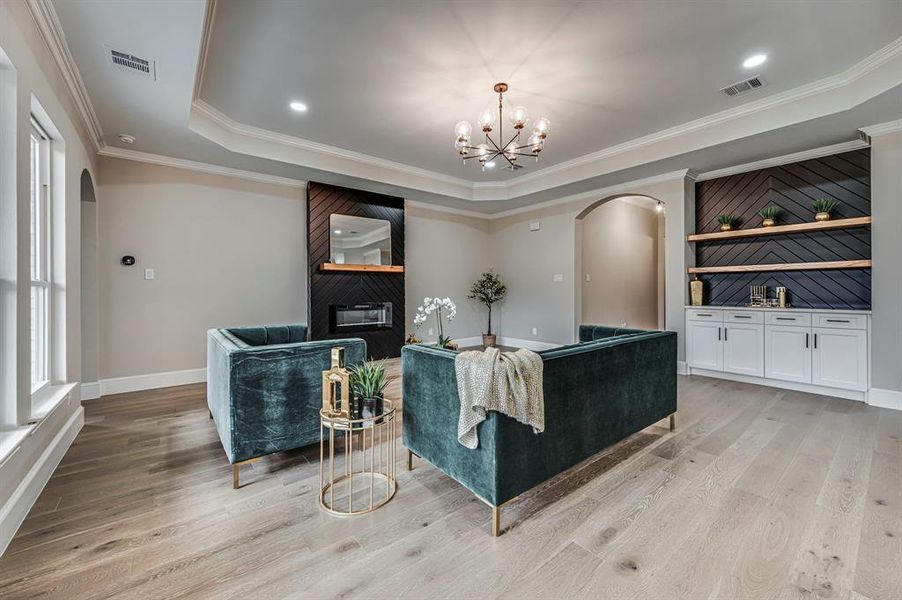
[1,363,900,599]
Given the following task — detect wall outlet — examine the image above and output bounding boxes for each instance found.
[428,328,434,336]
[529,221,541,231]
[552,273,564,283]
[531,327,538,336]
[144,268,155,280]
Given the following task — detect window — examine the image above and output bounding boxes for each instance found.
[30,119,50,394]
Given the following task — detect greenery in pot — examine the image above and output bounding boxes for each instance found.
[717,214,737,231]
[349,359,389,418]
[468,270,507,346]
[758,206,780,227]
[812,198,838,221]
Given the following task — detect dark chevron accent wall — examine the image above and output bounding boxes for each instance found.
[695,149,871,309]
[307,182,405,359]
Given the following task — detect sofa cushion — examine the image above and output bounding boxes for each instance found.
[227,324,308,346]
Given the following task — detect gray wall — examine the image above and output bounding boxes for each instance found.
[79,171,99,383]
[97,157,307,378]
[581,197,661,329]
[871,129,902,394]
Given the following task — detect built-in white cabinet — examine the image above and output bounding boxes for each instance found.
[686,307,870,400]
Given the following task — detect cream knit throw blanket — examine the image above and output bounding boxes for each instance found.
[455,347,544,449]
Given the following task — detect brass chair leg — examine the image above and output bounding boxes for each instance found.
[407,449,414,471]
[669,413,676,432]
[232,463,240,489]
[491,505,501,537]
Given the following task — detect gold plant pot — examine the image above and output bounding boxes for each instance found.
[815,212,831,222]
[762,218,775,227]
[719,223,733,231]
[482,334,497,348]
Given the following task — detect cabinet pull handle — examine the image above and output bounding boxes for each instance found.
[805,333,809,349]
[697,313,713,317]
[724,327,728,341]
[776,317,794,321]
[826,319,850,323]
[733,315,752,319]
[718,327,721,341]
[814,333,818,349]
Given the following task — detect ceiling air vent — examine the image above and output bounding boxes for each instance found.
[107,47,156,80]
[720,75,765,97]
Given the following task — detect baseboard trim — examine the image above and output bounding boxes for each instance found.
[688,367,866,402]
[868,387,902,411]
[677,361,688,376]
[0,405,84,556]
[82,368,207,400]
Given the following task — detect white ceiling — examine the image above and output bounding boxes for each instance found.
[49,0,902,214]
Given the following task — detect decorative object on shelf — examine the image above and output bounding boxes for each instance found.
[717,214,737,231]
[468,270,507,347]
[404,333,422,344]
[758,206,780,227]
[319,399,396,516]
[453,82,551,172]
[812,198,839,222]
[777,286,789,308]
[689,278,704,306]
[749,285,768,307]
[322,347,352,418]
[349,360,390,419]
[414,296,457,349]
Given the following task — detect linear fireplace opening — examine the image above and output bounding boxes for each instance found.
[329,303,393,333]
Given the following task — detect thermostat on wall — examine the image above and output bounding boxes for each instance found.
[121,255,136,266]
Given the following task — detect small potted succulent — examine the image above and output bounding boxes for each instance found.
[759,206,780,227]
[468,270,507,348]
[349,360,389,419]
[717,214,737,231]
[812,198,838,222]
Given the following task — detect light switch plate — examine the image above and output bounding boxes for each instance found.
[144,268,155,280]
[531,327,538,336]
[529,221,541,231]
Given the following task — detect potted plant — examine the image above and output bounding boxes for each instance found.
[413,296,457,349]
[758,206,779,227]
[468,271,507,348]
[717,214,737,231]
[349,359,389,419]
[812,198,838,222]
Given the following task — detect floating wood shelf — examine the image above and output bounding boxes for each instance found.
[686,216,871,243]
[688,259,872,275]
[319,263,404,273]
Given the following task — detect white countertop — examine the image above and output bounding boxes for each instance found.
[685,305,871,315]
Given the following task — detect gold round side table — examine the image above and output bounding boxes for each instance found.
[319,399,397,516]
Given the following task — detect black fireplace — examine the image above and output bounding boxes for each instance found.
[329,303,393,334]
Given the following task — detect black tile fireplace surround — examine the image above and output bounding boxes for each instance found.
[307,182,405,359]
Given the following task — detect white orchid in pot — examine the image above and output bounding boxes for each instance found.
[414,297,457,349]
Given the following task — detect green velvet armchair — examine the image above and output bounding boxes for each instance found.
[402,328,677,535]
[207,325,366,488]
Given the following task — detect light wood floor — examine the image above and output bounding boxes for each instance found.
[1,362,900,599]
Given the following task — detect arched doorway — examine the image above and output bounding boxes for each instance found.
[80,169,100,387]
[576,194,665,330]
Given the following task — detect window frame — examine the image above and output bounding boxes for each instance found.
[29,118,51,396]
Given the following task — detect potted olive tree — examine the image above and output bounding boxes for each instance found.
[468,270,507,348]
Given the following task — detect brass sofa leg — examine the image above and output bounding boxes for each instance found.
[407,449,414,471]
[669,413,676,432]
[232,463,240,489]
[492,505,501,537]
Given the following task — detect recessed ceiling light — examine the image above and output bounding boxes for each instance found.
[333,229,342,234]
[289,101,308,112]
[485,161,496,169]
[118,133,136,144]
[742,54,767,68]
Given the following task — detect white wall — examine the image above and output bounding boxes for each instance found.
[405,204,491,344]
[581,197,661,329]
[96,157,307,379]
[0,0,97,554]
[80,172,99,384]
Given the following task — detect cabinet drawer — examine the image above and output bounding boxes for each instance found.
[765,312,812,327]
[724,310,763,324]
[812,313,868,330]
[687,309,722,322]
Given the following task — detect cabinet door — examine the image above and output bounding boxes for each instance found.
[723,323,764,377]
[687,321,723,371]
[765,325,812,383]
[812,328,867,391]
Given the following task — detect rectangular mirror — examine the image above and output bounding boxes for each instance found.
[329,214,391,266]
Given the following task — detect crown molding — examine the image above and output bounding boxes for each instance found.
[860,118,902,138]
[25,0,104,152]
[695,139,870,182]
[97,145,307,189]
[192,0,217,102]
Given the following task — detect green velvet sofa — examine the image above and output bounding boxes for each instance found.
[401,326,677,535]
[207,325,366,488]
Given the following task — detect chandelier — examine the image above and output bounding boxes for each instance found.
[453,82,551,172]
